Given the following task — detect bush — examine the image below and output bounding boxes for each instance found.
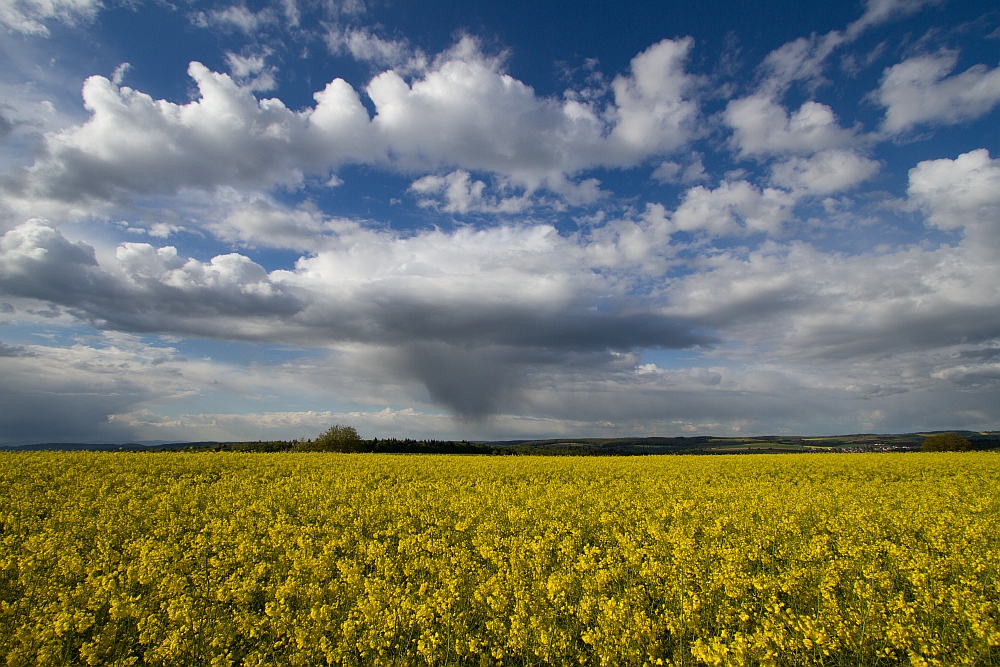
[294,425,363,452]
[921,432,974,452]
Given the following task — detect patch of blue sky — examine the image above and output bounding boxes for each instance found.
[0,319,102,345]
[637,347,712,369]
[301,167,421,227]
[151,390,310,421]
[151,379,415,422]
[163,336,319,367]
[111,222,255,264]
[92,6,221,102]
[0,322,77,346]
[881,121,1000,184]
[367,0,841,87]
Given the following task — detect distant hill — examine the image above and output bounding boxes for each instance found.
[5,442,223,452]
[4,431,998,454]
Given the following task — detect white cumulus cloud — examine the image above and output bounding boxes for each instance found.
[770,149,880,195]
[3,37,704,211]
[669,180,797,236]
[907,149,1000,248]
[874,50,1000,134]
[6,62,374,206]
[725,94,860,158]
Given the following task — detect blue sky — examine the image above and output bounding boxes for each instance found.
[1,0,999,444]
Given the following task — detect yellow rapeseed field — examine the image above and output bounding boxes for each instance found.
[1,452,998,666]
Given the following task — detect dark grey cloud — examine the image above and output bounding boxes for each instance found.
[382,343,669,421]
[361,310,713,420]
[5,210,1000,430]
[0,341,34,357]
[0,221,713,420]
[302,289,715,351]
[0,388,137,444]
[1,221,710,348]
[0,111,14,140]
[0,351,157,446]
[783,307,1000,362]
[959,347,1000,362]
[1,221,305,339]
[0,221,102,300]
[392,343,524,420]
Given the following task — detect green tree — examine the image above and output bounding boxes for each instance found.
[295,425,363,452]
[921,432,974,452]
